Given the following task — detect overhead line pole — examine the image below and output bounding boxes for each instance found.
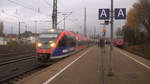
[18,21,24,40]
[11,24,13,34]
[52,0,57,29]
[18,21,21,40]
[61,12,72,30]
[84,8,87,37]
[64,15,66,30]
[35,20,37,34]
[62,14,67,30]
[57,12,72,25]
[25,24,27,32]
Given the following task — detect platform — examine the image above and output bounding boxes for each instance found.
[18,46,150,84]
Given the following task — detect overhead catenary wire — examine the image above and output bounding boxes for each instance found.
[14,0,35,9]
[7,0,49,17]
[7,0,35,11]
[5,0,74,32]
[43,0,53,8]
[0,10,21,21]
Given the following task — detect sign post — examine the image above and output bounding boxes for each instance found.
[108,0,114,76]
[98,6,126,77]
[100,23,106,84]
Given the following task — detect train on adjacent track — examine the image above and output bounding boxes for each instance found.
[114,36,124,48]
[36,29,93,63]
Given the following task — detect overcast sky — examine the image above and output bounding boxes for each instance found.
[0,0,138,37]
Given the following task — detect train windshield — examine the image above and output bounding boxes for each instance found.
[117,36,123,42]
[118,36,123,39]
[39,33,58,42]
[38,33,58,49]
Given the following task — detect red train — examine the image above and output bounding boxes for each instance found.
[114,36,124,48]
[36,29,92,63]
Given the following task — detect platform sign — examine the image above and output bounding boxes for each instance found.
[103,28,107,32]
[98,9,110,20]
[115,8,126,19]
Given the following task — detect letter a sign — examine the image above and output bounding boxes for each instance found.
[98,9,110,20]
[115,8,126,19]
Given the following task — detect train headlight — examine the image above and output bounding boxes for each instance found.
[37,43,42,47]
[49,29,55,32]
[50,42,55,47]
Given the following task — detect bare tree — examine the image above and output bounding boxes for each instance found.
[134,0,150,37]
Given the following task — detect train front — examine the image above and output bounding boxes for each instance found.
[114,36,124,47]
[36,29,58,62]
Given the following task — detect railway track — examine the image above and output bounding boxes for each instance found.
[0,44,38,83]
[0,54,60,83]
[0,44,76,83]
[0,52,35,63]
[0,56,62,84]
[0,54,38,83]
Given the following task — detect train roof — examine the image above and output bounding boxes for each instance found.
[63,30,87,40]
[40,29,92,41]
[40,29,63,34]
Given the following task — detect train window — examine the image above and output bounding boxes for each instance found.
[70,36,76,46]
[78,40,82,46]
[78,40,86,46]
[66,35,76,47]
[57,35,76,48]
[57,35,67,47]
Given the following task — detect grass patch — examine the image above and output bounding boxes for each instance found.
[126,44,150,57]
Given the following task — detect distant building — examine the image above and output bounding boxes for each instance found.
[21,31,33,38]
[0,21,4,36]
